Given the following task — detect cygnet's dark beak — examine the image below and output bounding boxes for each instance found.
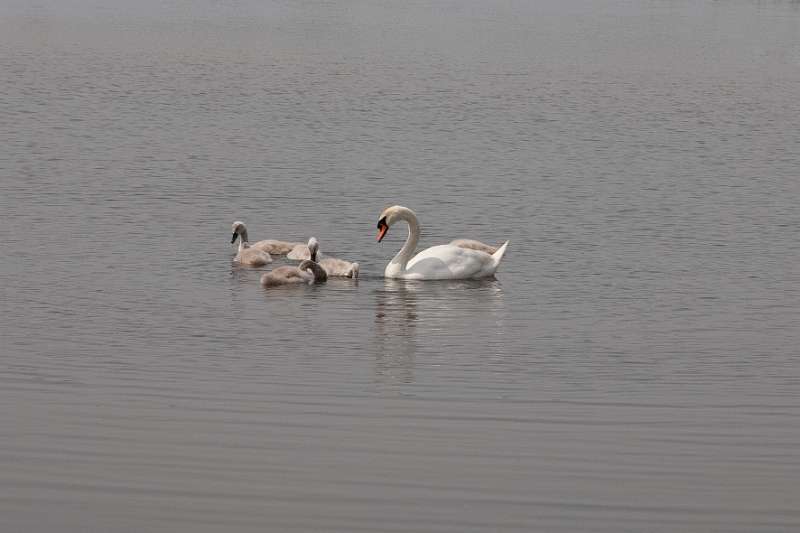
[231,233,238,244]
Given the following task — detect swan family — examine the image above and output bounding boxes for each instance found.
[261,238,328,286]
[231,206,508,288]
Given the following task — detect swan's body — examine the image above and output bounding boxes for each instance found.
[250,239,302,255]
[231,221,301,256]
[288,238,359,278]
[260,259,327,287]
[234,242,273,267]
[376,206,508,280]
[230,227,272,267]
[286,242,321,261]
[319,257,360,278]
[450,239,499,255]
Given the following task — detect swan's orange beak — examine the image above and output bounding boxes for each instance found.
[377,220,388,242]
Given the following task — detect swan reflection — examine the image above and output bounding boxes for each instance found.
[373,278,507,384]
[374,280,418,384]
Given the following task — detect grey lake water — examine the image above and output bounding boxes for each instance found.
[2,0,800,531]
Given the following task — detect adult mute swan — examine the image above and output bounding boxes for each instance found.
[230,221,301,255]
[260,259,328,287]
[376,205,508,280]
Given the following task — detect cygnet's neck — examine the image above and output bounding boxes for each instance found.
[299,260,327,283]
[235,227,251,253]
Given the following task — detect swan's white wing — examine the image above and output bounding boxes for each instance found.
[449,239,498,255]
[403,245,494,280]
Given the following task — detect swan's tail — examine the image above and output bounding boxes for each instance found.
[491,241,509,268]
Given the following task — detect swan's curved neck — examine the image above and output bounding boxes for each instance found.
[300,260,328,283]
[388,208,420,274]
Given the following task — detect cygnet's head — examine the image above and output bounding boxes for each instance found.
[299,258,327,283]
[307,237,320,262]
[231,221,248,243]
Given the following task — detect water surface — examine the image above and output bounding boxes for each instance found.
[1,1,799,531]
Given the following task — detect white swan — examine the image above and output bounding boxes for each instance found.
[376,206,508,280]
[231,221,301,255]
[260,259,328,287]
[450,239,499,255]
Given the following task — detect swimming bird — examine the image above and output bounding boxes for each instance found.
[231,226,273,267]
[260,259,328,287]
[289,237,359,278]
[230,221,302,256]
[376,205,508,280]
[319,257,360,278]
[286,240,324,260]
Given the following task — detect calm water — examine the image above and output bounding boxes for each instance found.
[2,0,800,531]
